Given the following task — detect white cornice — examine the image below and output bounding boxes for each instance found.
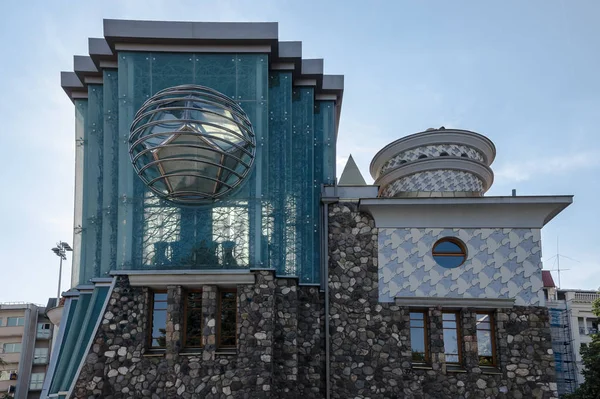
[359,195,573,228]
[374,157,494,194]
[395,297,515,308]
[112,270,256,288]
[370,129,496,179]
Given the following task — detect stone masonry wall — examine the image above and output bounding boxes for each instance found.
[72,271,325,399]
[328,201,558,399]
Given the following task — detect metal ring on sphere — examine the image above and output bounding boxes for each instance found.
[129,85,256,205]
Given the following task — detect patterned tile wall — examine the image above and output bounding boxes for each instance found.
[381,144,484,174]
[378,228,545,306]
[381,170,484,197]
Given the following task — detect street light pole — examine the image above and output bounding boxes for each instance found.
[51,241,72,301]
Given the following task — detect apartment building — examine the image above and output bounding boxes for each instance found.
[0,303,53,398]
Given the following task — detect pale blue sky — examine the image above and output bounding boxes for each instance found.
[1,0,598,304]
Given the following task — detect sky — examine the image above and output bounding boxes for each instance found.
[1,0,599,304]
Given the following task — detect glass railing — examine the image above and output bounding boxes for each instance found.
[29,381,44,390]
[33,356,48,365]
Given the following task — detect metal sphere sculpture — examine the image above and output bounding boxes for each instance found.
[129,85,256,204]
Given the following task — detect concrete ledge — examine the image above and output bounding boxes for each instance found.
[113,269,255,287]
[395,296,515,309]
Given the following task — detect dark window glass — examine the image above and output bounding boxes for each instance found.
[185,291,203,347]
[219,290,237,348]
[6,317,24,327]
[150,292,168,349]
[440,151,449,156]
[443,313,460,363]
[432,238,467,269]
[476,313,495,366]
[418,154,427,159]
[410,311,428,362]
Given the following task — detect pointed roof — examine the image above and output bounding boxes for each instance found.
[339,155,367,186]
[542,270,556,288]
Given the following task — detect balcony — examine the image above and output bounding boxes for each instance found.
[579,327,598,335]
[573,292,600,303]
[32,355,48,365]
[36,330,51,339]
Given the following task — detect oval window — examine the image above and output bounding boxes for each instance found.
[432,238,467,268]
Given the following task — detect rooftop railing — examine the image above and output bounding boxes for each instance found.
[573,292,600,303]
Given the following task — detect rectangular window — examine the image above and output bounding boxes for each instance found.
[6,317,24,327]
[3,343,22,353]
[476,313,496,366]
[33,347,49,364]
[218,289,237,348]
[29,372,45,390]
[149,292,168,349]
[442,312,461,364]
[184,291,203,348]
[37,323,51,339]
[0,370,16,381]
[410,311,428,363]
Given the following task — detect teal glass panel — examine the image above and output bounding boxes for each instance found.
[61,286,109,391]
[81,85,104,284]
[73,101,86,286]
[267,72,292,275]
[46,297,78,395]
[292,88,315,283]
[50,293,91,393]
[108,52,329,282]
[100,70,119,276]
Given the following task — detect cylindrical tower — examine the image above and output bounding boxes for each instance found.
[370,128,496,197]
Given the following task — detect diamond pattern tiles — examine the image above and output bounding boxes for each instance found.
[378,228,545,306]
[381,144,484,174]
[381,170,484,197]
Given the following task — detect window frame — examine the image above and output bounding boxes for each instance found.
[3,343,22,353]
[183,289,203,348]
[29,372,45,390]
[476,312,497,367]
[432,237,467,268]
[147,290,168,350]
[442,311,462,365]
[6,317,24,327]
[409,310,429,364]
[33,347,49,364]
[217,288,237,349]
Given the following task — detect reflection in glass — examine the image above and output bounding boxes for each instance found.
[432,238,467,269]
[185,291,203,347]
[410,312,427,362]
[477,313,495,366]
[443,313,460,363]
[219,290,237,347]
[151,292,168,348]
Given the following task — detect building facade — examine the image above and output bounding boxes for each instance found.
[42,19,573,399]
[0,303,53,398]
[546,285,600,391]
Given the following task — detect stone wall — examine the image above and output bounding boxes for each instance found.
[72,271,325,399]
[328,201,558,399]
[70,200,558,399]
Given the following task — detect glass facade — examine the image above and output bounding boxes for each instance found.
[74,52,336,284]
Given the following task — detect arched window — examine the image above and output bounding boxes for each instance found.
[432,238,467,268]
[399,160,407,164]
[461,153,468,158]
[440,151,449,156]
[418,154,427,159]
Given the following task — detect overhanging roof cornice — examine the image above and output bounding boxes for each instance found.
[61,19,344,134]
[359,195,573,229]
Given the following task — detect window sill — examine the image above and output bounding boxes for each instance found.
[411,364,432,370]
[180,349,203,356]
[143,350,165,357]
[215,349,237,356]
[447,365,467,373]
[480,366,502,375]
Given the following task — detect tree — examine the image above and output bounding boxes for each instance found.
[567,296,600,398]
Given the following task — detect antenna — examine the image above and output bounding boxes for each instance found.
[546,237,579,288]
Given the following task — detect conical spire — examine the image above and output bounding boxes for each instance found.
[339,154,367,185]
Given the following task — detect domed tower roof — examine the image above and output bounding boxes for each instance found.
[370,128,496,198]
